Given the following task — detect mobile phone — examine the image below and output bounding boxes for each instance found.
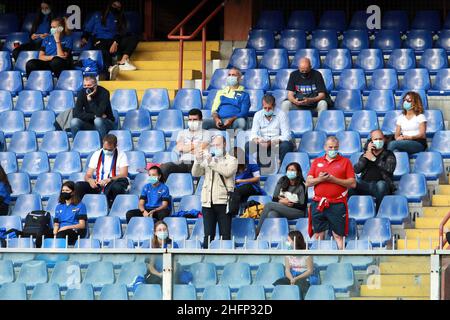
[295,91,305,100]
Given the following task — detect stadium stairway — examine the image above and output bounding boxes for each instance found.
[100,41,221,100]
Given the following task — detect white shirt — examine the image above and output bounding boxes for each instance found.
[88,149,129,181]
[176,128,211,162]
[250,110,291,142]
[396,114,427,136]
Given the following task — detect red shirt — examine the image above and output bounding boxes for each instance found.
[308,154,355,199]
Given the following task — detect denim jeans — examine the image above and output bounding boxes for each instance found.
[70,117,116,140]
[202,117,247,130]
[349,178,390,209]
[387,140,426,155]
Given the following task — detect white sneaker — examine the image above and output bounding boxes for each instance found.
[108,64,120,80]
[119,59,137,71]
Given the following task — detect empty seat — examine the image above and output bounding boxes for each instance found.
[140,88,170,115]
[190,262,217,289]
[14,51,39,75]
[288,110,313,138]
[242,69,270,91]
[8,131,37,158]
[377,195,409,225]
[413,151,444,180]
[130,173,148,195]
[335,131,361,157]
[99,284,128,300]
[132,284,162,300]
[430,131,450,158]
[231,218,256,245]
[20,151,49,179]
[254,262,284,290]
[298,131,326,158]
[405,30,433,53]
[202,285,231,300]
[319,10,346,31]
[125,151,146,177]
[206,69,228,92]
[3,32,29,52]
[0,51,12,72]
[315,110,346,135]
[373,30,402,53]
[173,88,202,115]
[74,239,101,249]
[0,152,18,174]
[368,69,398,92]
[323,49,352,74]
[0,283,27,300]
[257,218,289,246]
[260,49,289,74]
[122,109,152,137]
[30,283,61,300]
[52,151,82,178]
[0,260,14,285]
[0,215,22,232]
[341,240,374,269]
[278,29,306,54]
[49,261,81,289]
[310,240,339,269]
[348,110,379,138]
[317,68,334,92]
[163,217,189,242]
[425,110,445,137]
[437,29,450,52]
[65,284,94,300]
[82,261,115,289]
[364,90,395,115]
[412,10,441,31]
[396,173,427,202]
[291,49,320,69]
[255,10,284,32]
[16,260,48,288]
[355,49,384,76]
[393,152,410,180]
[245,89,264,116]
[348,195,376,224]
[46,90,75,114]
[272,285,301,300]
[336,69,366,91]
[115,261,147,287]
[420,49,448,76]
[246,29,275,53]
[109,194,139,222]
[342,30,369,54]
[349,11,370,30]
[305,284,335,300]
[166,173,194,201]
[287,10,315,31]
[219,262,251,291]
[106,238,134,249]
[0,110,25,137]
[173,284,197,300]
[155,109,184,137]
[430,68,450,96]
[72,130,101,158]
[271,69,295,90]
[0,71,22,96]
[24,71,53,95]
[382,10,409,31]
[111,89,138,115]
[311,29,338,53]
[28,110,56,137]
[55,70,83,94]
[401,68,430,91]
[8,173,31,198]
[136,130,166,157]
[34,172,62,200]
[228,48,257,70]
[381,110,403,134]
[125,217,154,243]
[0,90,13,113]
[322,263,354,293]
[333,90,363,115]
[81,195,109,223]
[386,49,416,74]
[40,131,69,158]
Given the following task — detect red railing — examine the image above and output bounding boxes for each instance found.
[168,0,226,90]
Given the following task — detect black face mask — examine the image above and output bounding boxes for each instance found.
[111,7,122,15]
[61,192,72,200]
[300,71,310,79]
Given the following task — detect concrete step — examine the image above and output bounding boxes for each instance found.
[397,239,439,250]
[376,274,430,286]
[416,217,448,229]
[350,296,428,300]
[136,41,220,51]
[379,262,430,274]
[438,185,450,195]
[423,207,450,217]
[99,80,180,91]
[360,285,429,297]
[405,229,439,238]
[133,50,220,61]
[116,69,201,81]
[132,60,203,70]
[432,195,450,206]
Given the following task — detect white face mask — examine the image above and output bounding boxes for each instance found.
[42,8,51,15]
[187,120,201,131]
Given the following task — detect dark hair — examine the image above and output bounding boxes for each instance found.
[0,165,12,194]
[188,108,203,120]
[152,220,171,249]
[288,230,306,250]
[148,165,165,183]
[280,162,305,192]
[58,181,81,205]
[31,2,54,35]
[102,0,126,34]
[103,134,118,147]
[262,93,275,106]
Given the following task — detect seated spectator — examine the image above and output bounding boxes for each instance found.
[70,76,116,140]
[202,67,250,131]
[53,181,87,245]
[387,91,427,155]
[125,166,171,223]
[0,165,12,216]
[160,108,210,179]
[246,94,295,166]
[75,134,129,207]
[256,162,307,235]
[81,0,139,79]
[273,230,314,297]
[25,16,73,77]
[350,130,397,208]
[227,147,264,216]
[281,57,330,115]
[12,2,54,61]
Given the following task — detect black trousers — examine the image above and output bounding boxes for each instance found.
[202,204,231,248]
[12,41,41,61]
[159,162,193,181]
[93,38,115,71]
[228,184,261,216]
[0,202,9,216]
[25,56,72,77]
[125,208,171,224]
[75,178,129,208]
[117,34,139,59]
[273,276,310,298]
[55,228,87,246]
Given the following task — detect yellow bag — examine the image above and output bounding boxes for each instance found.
[241,201,264,219]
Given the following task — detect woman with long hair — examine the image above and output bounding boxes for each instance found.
[0,165,12,216]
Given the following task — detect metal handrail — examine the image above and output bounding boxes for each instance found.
[167,0,226,90]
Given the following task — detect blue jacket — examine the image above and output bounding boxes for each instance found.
[83,12,119,42]
[0,182,11,205]
[215,90,250,119]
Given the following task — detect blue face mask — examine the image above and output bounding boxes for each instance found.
[156,231,169,241]
[403,101,412,111]
[373,140,384,150]
[148,176,159,185]
[327,150,338,159]
[286,170,297,180]
[226,75,238,87]
[210,147,224,158]
[263,109,274,117]
[285,241,293,250]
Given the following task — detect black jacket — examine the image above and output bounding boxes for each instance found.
[73,86,115,124]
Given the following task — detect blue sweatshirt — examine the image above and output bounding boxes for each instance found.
[216,90,250,119]
[33,15,51,43]
[83,12,119,42]
[0,182,12,205]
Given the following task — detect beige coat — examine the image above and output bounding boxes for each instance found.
[191,153,238,208]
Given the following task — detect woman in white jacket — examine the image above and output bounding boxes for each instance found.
[192,135,238,248]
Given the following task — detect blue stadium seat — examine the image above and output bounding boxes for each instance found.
[190,262,217,289]
[122,109,152,137]
[429,69,450,95]
[34,172,62,200]
[287,10,315,31]
[0,71,23,96]
[0,51,12,72]
[116,262,147,287]
[288,110,313,138]
[381,110,403,134]
[305,285,335,300]
[136,130,166,157]
[202,285,231,300]
[430,131,450,158]
[54,70,83,94]
[140,88,170,115]
[310,29,338,53]
[317,68,334,92]
[177,195,201,214]
[173,284,197,300]
[349,11,371,30]
[78,50,104,74]
[130,173,148,195]
[15,90,44,116]
[125,217,154,244]
[412,11,441,32]
[278,152,310,178]
[0,152,18,174]
[255,10,284,32]
[396,173,427,202]
[125,151,146,176]
[377,195,409,225]
[42,238,67,249]
[257,218,289,246]
[386,49,416,74]
[24,71,53,95]
[271,69,295,90]
[106,238,134,249]
[108,130,133,152]
[298,131,326,158]
[322,263,354,293]
[100,284,128,300]
[294,218,314,244]
[425,110,445,137]
[396,89,428,109]
[405,30,433,53]
[155,109,184,137]
[271,285,301,300]
[436,29,450,52]
[219,262,251,291]
[401,68,431,91]
[3,32,29,52]
[152,151,178,164]
[315,110,346,135]
[310,240,339,269]
[333,90,363,115]
[40,131,69,158]
[278,29,306,54]
[228,48,257,71]
[189,218,220,243]
[382,10,409,32]
[173,88,202,115]
[372,30,402,54]
[231,218,256,245]
[0,283,27,300]
[246,29,275,54]
[28,110,56,137]
[206,69,228,92]
[260,173,282,198]
[364,90,395,115]
[72,130,101,158]
[83,195,109,223]
[0,259,14,285]
[393,152,410,180]
[0,90,13,113]
[355,49,384,74]
[335,131,361,157]
[319,10,346,31]
[236,285,265,300]
[348,195,376,224]
[413,151,444,181]
[4,238,34,249]
[342,30,369,54]
[74,239,102,249]
[348,110,379,138]
[0,215,22,232]
[52,151,82,178]
[368,69,398,92]
[323,49,352,74]
[82,261,115,290]
[341,240,374,269]
[166,173,194,201]
[46,90,75,114]
[360,217,392,247]
[111,89,138,116]
[163,217,189,242]
[254,262,284,290]
[8,172,31,198]
[65,284,94,300]
[16,260,48,288]
[291,49,320,69]
[418,49,448,75]
[0,13,19,38]
[242,69,270,91]
[14,50,39,75]
[109,194,139,222]
[260,49,289,74]
[245,89,264,116]
[336,69,366,91]
[20,152,49,179]
[71,31,91,55]
[132,284,162,300]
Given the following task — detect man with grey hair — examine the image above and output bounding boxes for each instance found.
[306,136,356,250]
[71,76,116,140]
[281,57,330,115]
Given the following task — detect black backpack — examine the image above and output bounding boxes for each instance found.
[22,210,52,239]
